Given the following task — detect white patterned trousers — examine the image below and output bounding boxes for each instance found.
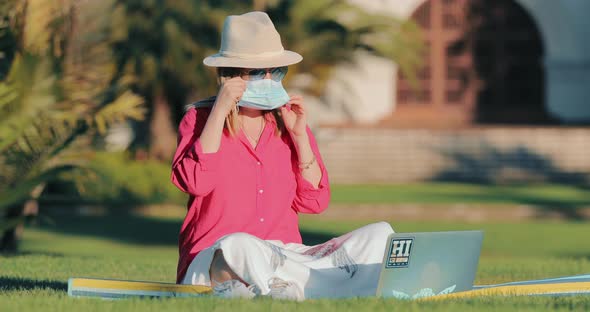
[181,222,394,299]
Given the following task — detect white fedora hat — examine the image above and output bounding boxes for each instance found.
[203,11,302,68]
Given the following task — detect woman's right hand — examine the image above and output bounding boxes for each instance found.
[212,77,246,117]
[200,77,246,153]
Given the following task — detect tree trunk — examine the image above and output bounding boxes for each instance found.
[0,204,22,253]
[253,0,267,11]
[149,90,178,161]
[0,184,43,253]
[0,228,19,253]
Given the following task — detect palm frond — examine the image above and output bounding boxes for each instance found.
[269,0,425,94]
[1,0,146,238]
[93,91,145,134]
[0,54,57,151]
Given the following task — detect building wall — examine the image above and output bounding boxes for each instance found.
[518,0,590,122]
[316,127,590,184]
[315,0,590,125]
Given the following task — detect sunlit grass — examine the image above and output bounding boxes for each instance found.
[2,214,589,311]
[330,183,590,207]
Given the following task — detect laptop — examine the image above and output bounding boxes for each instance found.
[376,231,483,299]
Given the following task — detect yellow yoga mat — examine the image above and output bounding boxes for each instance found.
[68,278,212,299]
[68,277,590,300]
[425,281,590,300]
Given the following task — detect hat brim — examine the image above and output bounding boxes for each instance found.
[203,50,302,68]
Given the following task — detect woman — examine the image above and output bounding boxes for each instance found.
[171,11,394,300]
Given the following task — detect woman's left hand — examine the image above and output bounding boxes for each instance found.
[280,95,307,138]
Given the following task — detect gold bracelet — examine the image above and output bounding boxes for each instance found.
[298,155,316,170]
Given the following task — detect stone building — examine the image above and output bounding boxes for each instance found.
[311,0,590,184]
[313,0,590,127]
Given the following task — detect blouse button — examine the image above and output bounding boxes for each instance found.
[257,161,261,165]
[260,218,265,222]
[259,189,264,194]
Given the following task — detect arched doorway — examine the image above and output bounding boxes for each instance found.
[390,0,549,127]
[467,0,550,124]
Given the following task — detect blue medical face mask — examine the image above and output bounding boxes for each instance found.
[238,79,290,110]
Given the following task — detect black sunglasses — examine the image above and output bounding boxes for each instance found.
[242,66,288,81]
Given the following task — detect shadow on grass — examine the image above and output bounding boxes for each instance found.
[37,209,337,246]
[301,231,336,246]
[0,276,67,291]
[432,142,590,219]
[38,210,182,245]
[0,251,65,258]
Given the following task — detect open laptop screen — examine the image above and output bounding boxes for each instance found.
[376,231,483,299]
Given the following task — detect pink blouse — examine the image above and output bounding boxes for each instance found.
[171,106,330,283]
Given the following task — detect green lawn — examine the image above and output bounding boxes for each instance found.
[331,183,590,206]
[2,212,590,311]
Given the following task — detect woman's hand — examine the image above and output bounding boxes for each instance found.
[281,95,321,188]
[280,95,307,138]
[212,77,246,117]
[200,77,245,153]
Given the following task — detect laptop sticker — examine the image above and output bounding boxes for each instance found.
[391,285,457,299]
[386,238,414,268]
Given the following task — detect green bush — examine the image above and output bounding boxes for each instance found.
[46,152,186,207]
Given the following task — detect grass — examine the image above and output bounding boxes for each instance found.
[330,183,590,206]
[49,157,590,211]
[1,211,590,311]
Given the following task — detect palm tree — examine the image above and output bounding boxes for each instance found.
[213,0,423,94]
[0,0,145,252]
[110,0,422,160]
[109,0,227,160]
[266,0,423,96]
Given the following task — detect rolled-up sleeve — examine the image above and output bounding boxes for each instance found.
[171,108,220,196]
[292,126,331,214]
